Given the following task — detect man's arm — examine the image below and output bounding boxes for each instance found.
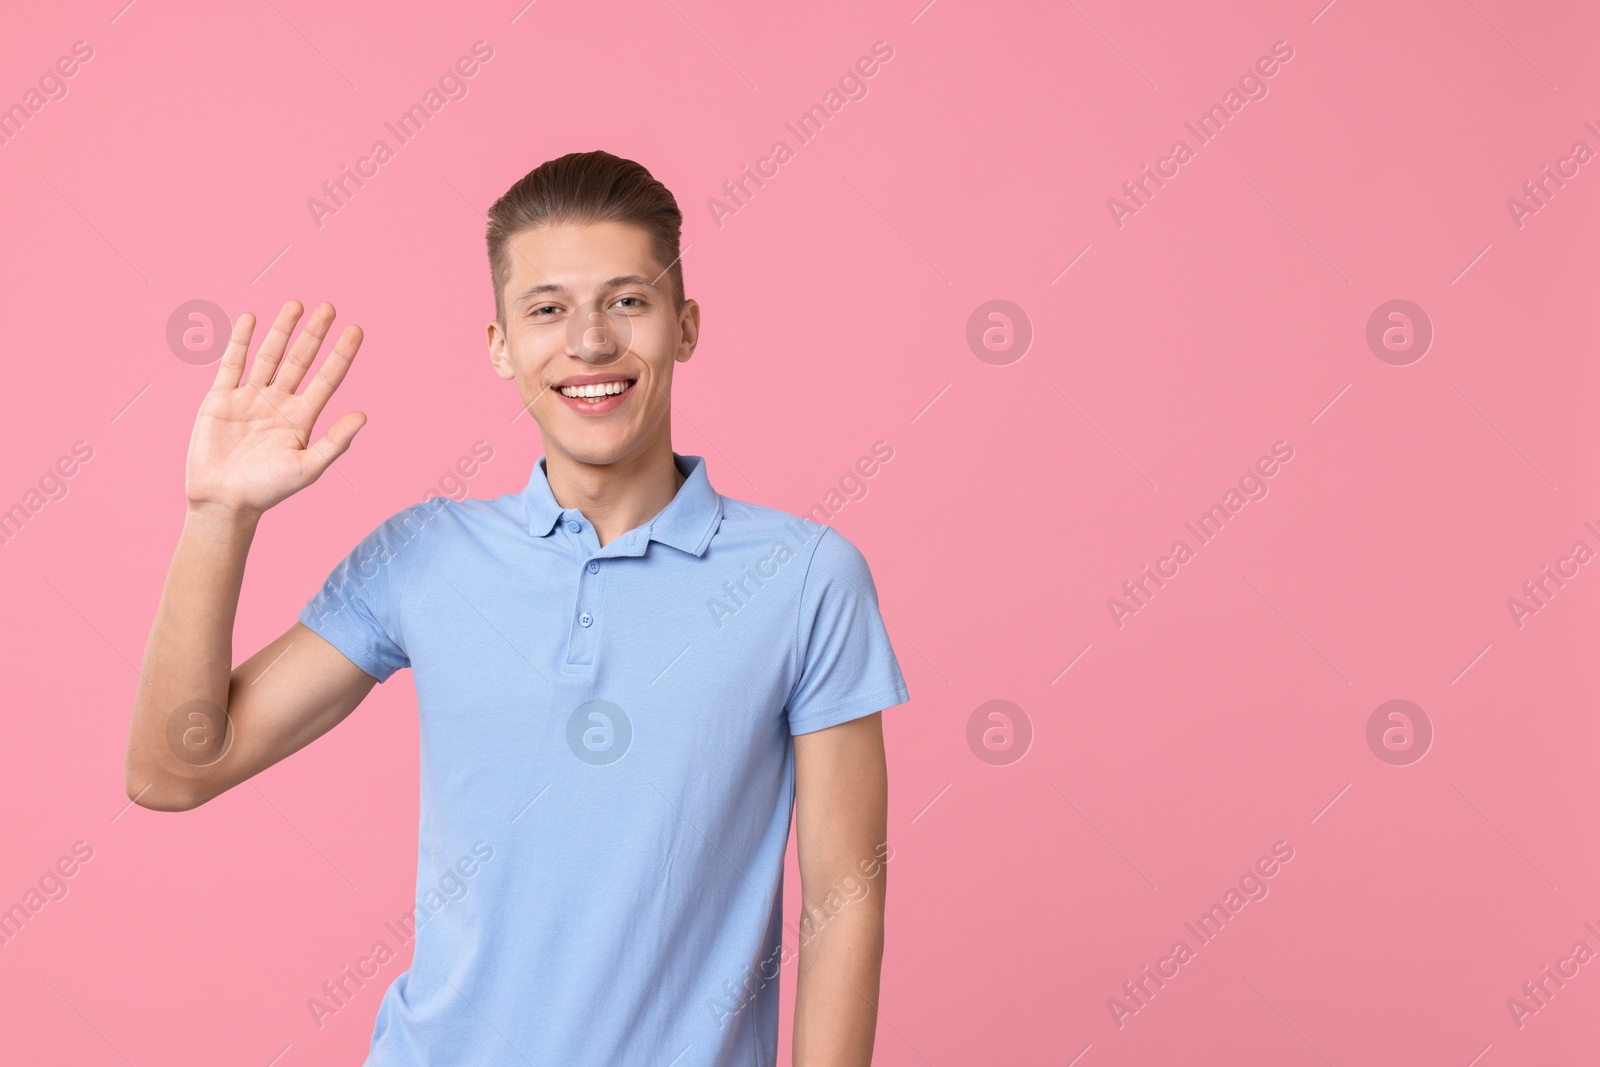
[792,711,889,1067]
[125,300,374,812]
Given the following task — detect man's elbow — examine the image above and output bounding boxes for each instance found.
[124,773,204,813]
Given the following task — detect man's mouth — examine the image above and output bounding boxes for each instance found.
[557,379,636,403]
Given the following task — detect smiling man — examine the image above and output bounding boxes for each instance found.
[125,150,909,1067]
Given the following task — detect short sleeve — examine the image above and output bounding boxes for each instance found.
[297,501,439,683]
[785,526,910,735]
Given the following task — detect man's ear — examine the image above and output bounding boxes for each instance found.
[487,319,516,381]
[675,298,700,364]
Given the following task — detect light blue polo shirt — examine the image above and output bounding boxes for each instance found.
[297,451,909,1066]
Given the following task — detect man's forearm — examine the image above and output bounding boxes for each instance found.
[792,895,885,1066]
[125,505,258,809]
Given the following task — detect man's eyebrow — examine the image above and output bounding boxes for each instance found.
[513,275,661,307]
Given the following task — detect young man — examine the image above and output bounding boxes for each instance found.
[125,150,910,1066]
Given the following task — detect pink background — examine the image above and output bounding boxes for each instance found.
[1,0,1596,1063]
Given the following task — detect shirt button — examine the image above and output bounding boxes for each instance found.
[586,561,599,573]
[566,520,582,533]
[579,612,593,627]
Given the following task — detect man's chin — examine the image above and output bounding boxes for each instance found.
[548,434,643,469]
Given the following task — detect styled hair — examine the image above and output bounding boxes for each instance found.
[485,150,685,325]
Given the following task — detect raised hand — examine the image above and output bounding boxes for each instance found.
[185,300,367,519]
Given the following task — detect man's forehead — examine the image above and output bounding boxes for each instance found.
[504,223,662,295]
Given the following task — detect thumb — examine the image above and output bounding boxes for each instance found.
[302,410,367,480]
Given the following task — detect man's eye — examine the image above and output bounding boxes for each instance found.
[531,305,559,317]
[615,296,645,309]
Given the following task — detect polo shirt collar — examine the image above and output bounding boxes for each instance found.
[522,452,722,557]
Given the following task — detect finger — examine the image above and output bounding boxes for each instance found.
[271,301,336,394]
[300,410,366,482]
[246,300,304,388]
[300,324,364,416]
[209,312,256,392]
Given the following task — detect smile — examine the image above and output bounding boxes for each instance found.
[557,379,635,403]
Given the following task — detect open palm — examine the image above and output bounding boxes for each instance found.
[186,301,367,517]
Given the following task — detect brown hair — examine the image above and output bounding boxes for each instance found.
[485,150,685,325]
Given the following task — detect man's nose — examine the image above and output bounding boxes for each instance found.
[566,301,631,363]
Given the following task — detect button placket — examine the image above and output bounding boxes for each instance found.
[565,522,604,668]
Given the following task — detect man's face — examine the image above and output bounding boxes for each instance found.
[487,219,698,468]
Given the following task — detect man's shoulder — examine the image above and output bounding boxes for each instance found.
[356,491,521,559]
[716,494,823,546]
[413,490,524,530]
[714,495,876,580]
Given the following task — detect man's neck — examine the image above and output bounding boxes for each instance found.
[543,441,685,548]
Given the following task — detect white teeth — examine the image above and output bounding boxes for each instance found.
[559,380,631,398]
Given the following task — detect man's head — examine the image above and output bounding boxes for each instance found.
[485,150,698,470]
